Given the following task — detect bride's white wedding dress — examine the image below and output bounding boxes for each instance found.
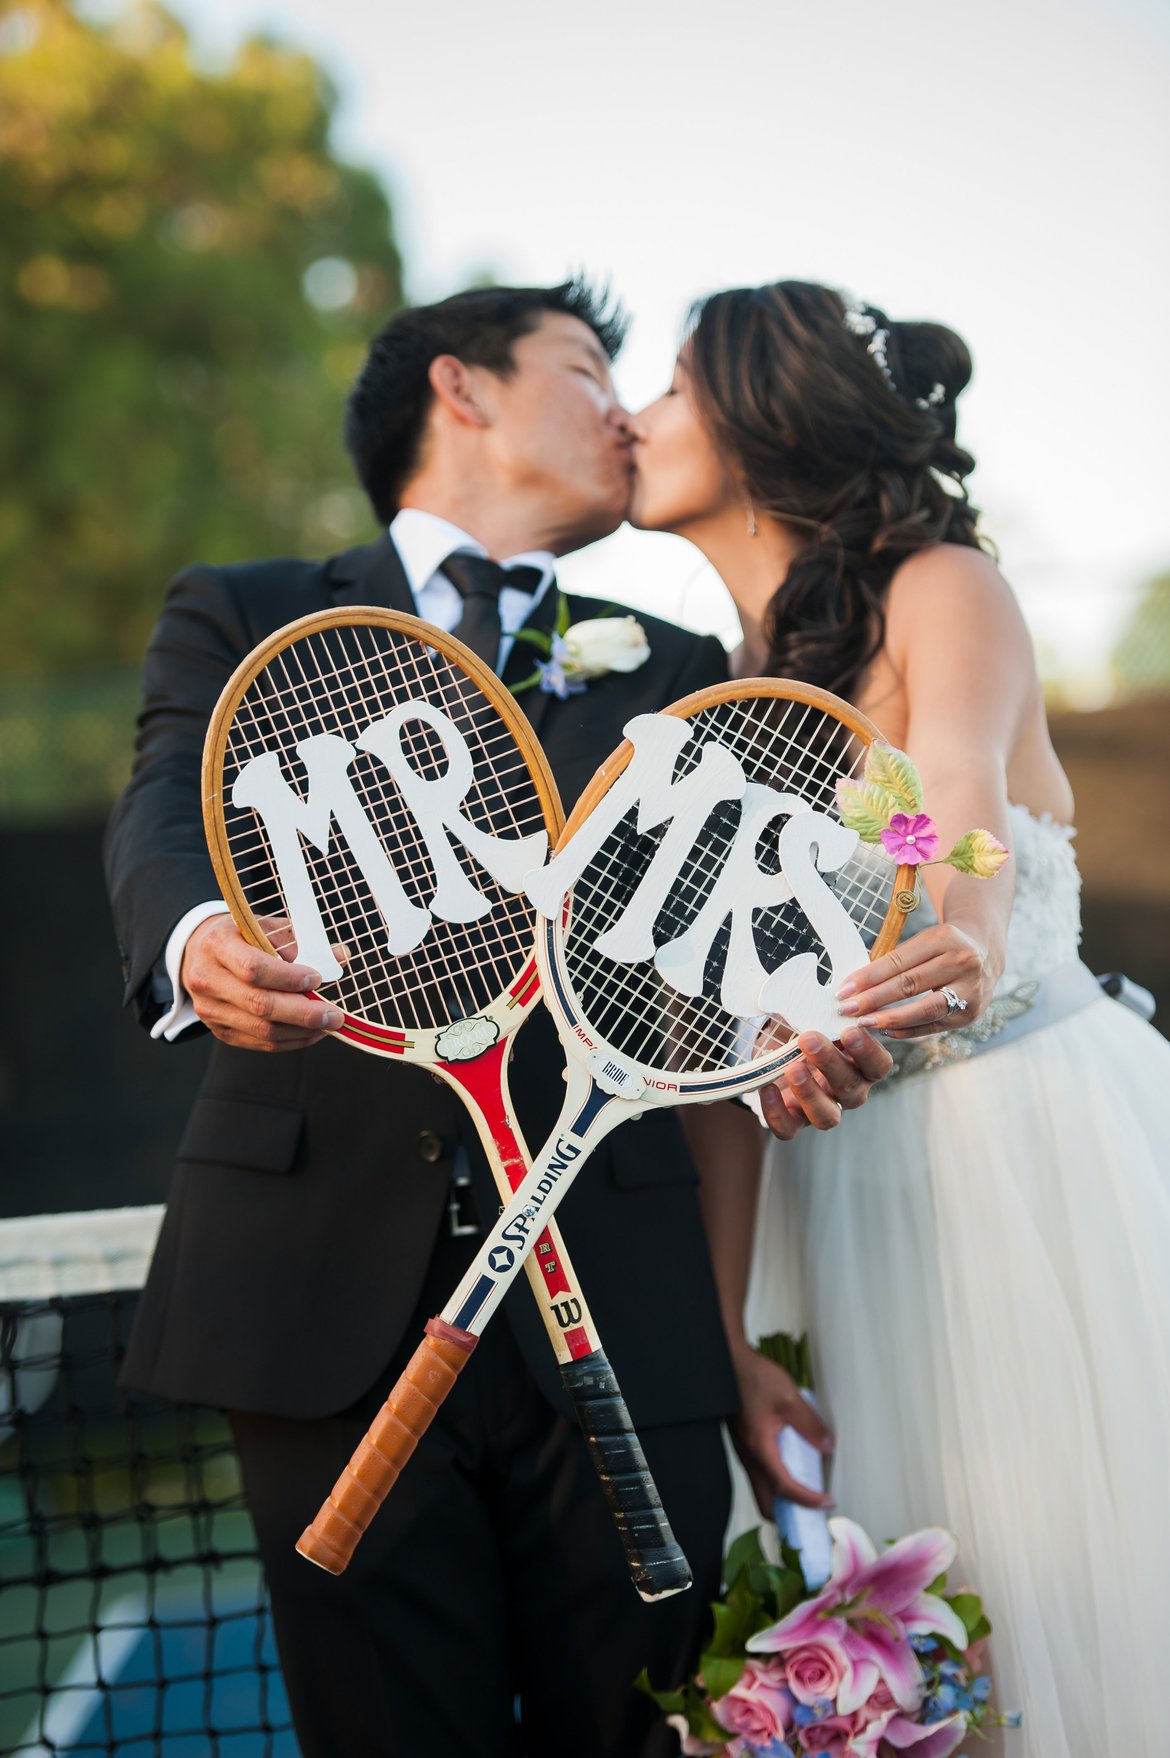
[732,806,1170,1757]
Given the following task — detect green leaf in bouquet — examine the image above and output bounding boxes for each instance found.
[864,742,924,812]
[699,1652,746,1701]
[836,778,902,842]
[633,1667,686,1714]
[685,1688,735,1743]
[708,1589,765,1658]
[947,1590,993,1645]
[755,1329,815,1390]
[747,1558,806,1622]
[723,1526,767,1591]
[943,827,1010,879]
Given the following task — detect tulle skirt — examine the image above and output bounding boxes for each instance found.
[730,996,1170,1758]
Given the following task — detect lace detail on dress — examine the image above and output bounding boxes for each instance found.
[995,805,1082,992]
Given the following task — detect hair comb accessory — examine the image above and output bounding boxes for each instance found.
[841,295,897,393]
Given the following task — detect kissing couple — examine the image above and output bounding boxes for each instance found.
[107,276,1170,1757]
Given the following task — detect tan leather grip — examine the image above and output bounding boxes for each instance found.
[296,1318,477,1574]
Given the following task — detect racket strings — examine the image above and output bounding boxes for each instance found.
[561,696,898,1076]
[221,624,548,1033]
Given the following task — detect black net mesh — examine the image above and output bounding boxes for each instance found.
[0,1211,297,1756]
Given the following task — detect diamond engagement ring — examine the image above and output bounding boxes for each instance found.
[940,986,968,1016]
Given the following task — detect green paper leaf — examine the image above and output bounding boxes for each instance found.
[864,742,924,812]
[699,1652,745,1700]
[944,828,1010,878]
[836,779,902,842]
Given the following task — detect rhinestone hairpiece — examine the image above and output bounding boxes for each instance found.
[842,297,896,393]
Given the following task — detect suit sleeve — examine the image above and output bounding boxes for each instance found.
[665,630,731,702]
[103,565,252,1028]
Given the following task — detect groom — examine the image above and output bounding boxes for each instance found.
[105,278,889,1756]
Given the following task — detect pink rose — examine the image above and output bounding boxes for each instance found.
[712,1659,794,1747]
[786,1643,845,1708]
[880,812,939,865]
[796,1712,860,1755]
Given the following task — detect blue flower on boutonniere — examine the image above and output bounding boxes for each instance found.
[509,592,651,698]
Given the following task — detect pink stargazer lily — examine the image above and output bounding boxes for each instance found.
[853,1709,968,1758]
[747,1519,968,1716]
[880,812,939,865]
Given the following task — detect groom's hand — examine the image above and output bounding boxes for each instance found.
[181,915,344,1051]
[729,1345,835,1516]
[757,1028,893,1140]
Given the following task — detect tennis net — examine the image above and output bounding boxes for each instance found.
[0,1206,297,1756]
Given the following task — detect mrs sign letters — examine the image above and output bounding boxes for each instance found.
[233,703,869,1051]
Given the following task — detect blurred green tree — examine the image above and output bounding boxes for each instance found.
[0,0,401,681]
[1112,571,1170,699]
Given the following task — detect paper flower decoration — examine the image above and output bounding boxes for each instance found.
[836,745,1009,882]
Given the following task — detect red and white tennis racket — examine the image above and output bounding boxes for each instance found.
[202,608,690,1599]
[300,679,918,1564]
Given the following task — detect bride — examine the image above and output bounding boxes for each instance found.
[627,280,1170,1758]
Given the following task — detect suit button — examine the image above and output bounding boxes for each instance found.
[416,1130,445,1164]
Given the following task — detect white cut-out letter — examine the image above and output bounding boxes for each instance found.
[231,735,429,980]
[756,814,867,1036]
[359,704,547,920]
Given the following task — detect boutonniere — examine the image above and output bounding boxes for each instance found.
[508,593,651,700]
[836,743,1010,893]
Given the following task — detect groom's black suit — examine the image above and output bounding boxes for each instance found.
[105,533,737,1757]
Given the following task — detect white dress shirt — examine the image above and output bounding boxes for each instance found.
[150,509,556,1040]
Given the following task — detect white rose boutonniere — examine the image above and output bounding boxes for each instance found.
[509,596,651,700]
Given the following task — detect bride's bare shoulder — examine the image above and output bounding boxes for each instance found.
[885,543,1031,652]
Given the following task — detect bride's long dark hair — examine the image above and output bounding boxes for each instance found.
[685,281,991,702]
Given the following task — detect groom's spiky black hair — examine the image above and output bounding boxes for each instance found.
[346,277,628,523]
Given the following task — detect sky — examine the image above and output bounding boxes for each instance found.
[152,0,1169,699]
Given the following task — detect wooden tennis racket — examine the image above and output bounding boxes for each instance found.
[202,607,690,1599]
[300,678,918,1570]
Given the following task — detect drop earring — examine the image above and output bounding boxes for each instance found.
[745,495,758,538]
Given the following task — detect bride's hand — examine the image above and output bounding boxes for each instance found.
[728,1343,834,1517]
[836,924,1000,1037]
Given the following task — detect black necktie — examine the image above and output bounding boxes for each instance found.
[440,552,545,672]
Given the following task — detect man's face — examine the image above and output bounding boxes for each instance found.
[469,313,634,550]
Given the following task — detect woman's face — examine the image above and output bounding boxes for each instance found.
[628,355,738,534]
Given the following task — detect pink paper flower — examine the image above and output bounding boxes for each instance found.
[880,812,939,865]
[712,1659,795,1747]
[786,1644,846,1708]
[748,1519,968,1716]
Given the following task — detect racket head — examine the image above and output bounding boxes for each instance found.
[203,607,561,1065]
[534,677,917,1103]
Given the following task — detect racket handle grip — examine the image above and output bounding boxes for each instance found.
[296,1317,476,1575]
[562,1350,692,1602]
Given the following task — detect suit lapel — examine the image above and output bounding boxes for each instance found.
[327,533,417,616]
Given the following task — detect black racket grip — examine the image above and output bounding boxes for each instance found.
[562,1349,692,1602]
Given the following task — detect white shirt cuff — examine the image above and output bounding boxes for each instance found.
[150,900,231,1041]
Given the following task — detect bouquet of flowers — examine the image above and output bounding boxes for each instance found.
[639,1335,1019,1758]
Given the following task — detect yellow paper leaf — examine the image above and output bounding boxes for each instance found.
[863,743,924,813]
[945,828,1010,878]
[836,778,902,842]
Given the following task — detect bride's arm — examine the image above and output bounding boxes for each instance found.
[684,1101,834,1514]
[839,546,1032,1035]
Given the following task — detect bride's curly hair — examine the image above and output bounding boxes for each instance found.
[685,281,992,702]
